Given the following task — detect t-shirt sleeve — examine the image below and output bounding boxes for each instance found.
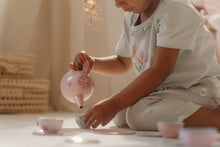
[115,13,131,57]
[156,4,204,50]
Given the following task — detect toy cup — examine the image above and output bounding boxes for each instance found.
[60,61,94,108]
[157,121,184,138]
[179,127,217,147]
[37,117,64,133]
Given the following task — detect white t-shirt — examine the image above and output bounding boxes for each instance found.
[116,0,220,98]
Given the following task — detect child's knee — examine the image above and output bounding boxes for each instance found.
[112,109,128,127]
[126,105,158,131]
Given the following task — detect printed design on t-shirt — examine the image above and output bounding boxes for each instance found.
[201,88,207,97]
[137,50,149,64]
[131,44,149,73]
[131,44,137,58]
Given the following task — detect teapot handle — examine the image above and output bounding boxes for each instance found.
[82,60,90,74]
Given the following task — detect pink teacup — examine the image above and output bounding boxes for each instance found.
[157,121,184,138]
[37,117,64,134]
[179,127,217,147]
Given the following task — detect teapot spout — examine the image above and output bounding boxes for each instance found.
[74,95,84,109]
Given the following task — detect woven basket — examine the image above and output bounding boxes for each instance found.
[0,53,35,79]
[0,79,50,113]
[0,79,50,91]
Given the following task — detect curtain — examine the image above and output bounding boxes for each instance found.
[0,0,136,112]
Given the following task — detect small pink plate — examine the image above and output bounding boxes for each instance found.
[32,130,55,135]
[92,129,136,135]
[32,129,77,136]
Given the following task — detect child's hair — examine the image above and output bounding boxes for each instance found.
[84,0,96,24]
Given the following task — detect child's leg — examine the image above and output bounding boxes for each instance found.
[125,89,219,131]
[112,109,128,128]
[183,106,220,128]
[126,96,200,130]
[113,94,164,129]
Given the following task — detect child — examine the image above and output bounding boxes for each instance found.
[70,0,220,131]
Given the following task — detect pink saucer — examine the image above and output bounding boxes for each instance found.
[66,136,100,144]
[32,129,55,135]
[92,129,136,135]
[32,129,77,136]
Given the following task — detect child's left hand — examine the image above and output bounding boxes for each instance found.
[83,98,119,129]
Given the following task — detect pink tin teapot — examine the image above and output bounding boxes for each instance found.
[60,61,94,109]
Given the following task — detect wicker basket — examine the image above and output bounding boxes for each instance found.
[0,53,35,79]
[0,79,50,113]
[0,79,49,90]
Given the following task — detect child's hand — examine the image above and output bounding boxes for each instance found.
[69,51,95,71]
[83,98,119,129]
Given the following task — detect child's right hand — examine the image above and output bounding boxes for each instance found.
[69,51,95,72]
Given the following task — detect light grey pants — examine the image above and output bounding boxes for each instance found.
[113,88,219,131]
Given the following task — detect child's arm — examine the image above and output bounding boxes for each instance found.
[84,46,180,128]
[70,51,132,76]
[92,55,132,76]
